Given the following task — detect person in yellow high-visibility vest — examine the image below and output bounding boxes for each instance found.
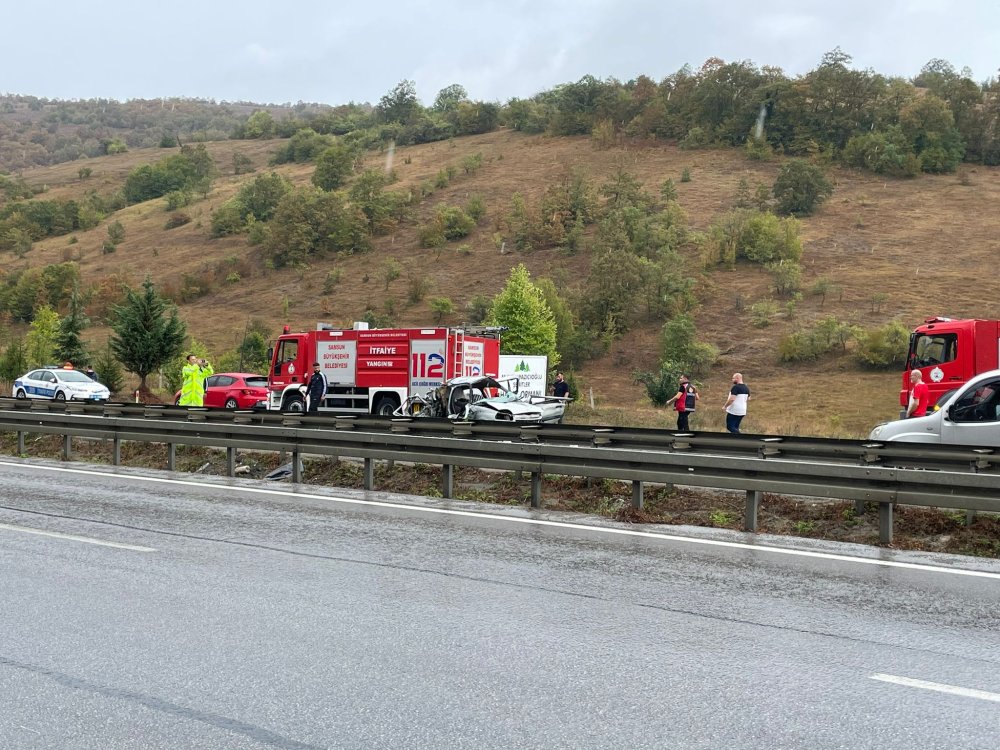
[179,354,213,406]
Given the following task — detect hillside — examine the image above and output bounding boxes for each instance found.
[5,130,1000,437]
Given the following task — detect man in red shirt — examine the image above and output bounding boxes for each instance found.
[906,370,930,418]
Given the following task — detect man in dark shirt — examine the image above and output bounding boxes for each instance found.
[552,372,569,398]
[306,362,328,413]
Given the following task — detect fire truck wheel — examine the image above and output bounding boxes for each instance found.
[374,396,398,416]
[284,396,305,413]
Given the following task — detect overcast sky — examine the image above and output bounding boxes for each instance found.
[5,1,999,105]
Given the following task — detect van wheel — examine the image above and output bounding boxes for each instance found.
[374,396,398,416]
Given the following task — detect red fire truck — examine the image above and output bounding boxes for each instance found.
[267,323,502,415]
[902,317,1000,408]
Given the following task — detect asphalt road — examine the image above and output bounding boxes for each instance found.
[1,457,999,750]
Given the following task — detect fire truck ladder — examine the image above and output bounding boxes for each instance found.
[451,328,466,378]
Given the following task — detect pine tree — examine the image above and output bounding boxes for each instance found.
[109,277,186,391]
[486,264,560,367]
[54,287,90,366]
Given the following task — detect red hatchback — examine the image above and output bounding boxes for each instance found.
[174,372,269,409]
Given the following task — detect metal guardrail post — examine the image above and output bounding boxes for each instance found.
[63,434,72,461]
[854,500,866,517]
[879,502,893,544]
[292,450,301,483]
[167,443,176,471]
[226,447,235,477]
[364,458,374,490]
[112,437,121,466]
[631,480,643,510]
[17,429,25,455]
[530,472,542,508]
[441,464,454,498]
[745,490,761,532]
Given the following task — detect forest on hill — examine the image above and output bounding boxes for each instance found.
[1,50,998,437]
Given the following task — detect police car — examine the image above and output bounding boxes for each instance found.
[12,368,111,402]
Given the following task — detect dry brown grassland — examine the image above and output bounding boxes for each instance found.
[9,130,1000,438]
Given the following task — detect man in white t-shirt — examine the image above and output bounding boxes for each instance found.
[724,372,750,434]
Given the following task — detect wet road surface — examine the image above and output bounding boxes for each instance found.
[1,458,999,749]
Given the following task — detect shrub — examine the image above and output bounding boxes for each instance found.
[773,159,833,216]
[164,190,191,211]
[322,269,342,295]
[768,259,802,297]
[429,296,454,323]
[210,199,247,237]
[465,194,487,222]
[407,274,432,303]
[634,361,685,407]
[854,320,909,369]
[679,128,709,150]
[165,212,191,230]
[750,299,779,327]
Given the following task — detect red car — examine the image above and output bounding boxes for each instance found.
[174,372,269,409]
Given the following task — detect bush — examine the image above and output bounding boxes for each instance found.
[773,159,833,216]
[678,128,709,150]
[634,361,685,407]
[165,212,191,230]
[465,194,487,222]
[854,320,909,369]
[210,199,247,237]
[164,190,192,211]
[750,299,779,327]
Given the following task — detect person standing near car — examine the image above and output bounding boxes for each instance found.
[306,362,328,413]
[724,372,750,434]
[905,369,930,418]
[179,354,213,406]
[552,372,569,398]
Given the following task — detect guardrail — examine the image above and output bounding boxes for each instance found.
[1,396,998,545]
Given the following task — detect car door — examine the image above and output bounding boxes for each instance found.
[202,375,224,408]
[37,370,58,398]
[940,377,1000,447]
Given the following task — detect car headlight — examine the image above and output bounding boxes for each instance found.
[870,424,884,438]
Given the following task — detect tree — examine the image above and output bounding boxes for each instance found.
[429,296,454,323]
[109,277,186,391]
[0,339,28,381]
[243,110,276,139]
[54,287,89,366]
[93,343,125,395]
[26,304,60,367]
[376,80,420,124]
[486,264,559,366]
[312,142,356,190]
[432,84,468,112]
[772,160,833,216]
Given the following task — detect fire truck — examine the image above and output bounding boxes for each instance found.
[902,317,1000,408]
[267,323,502,415]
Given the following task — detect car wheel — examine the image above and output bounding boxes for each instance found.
[374,396,399,416]
[54,391,67,402]
[15,389,26,399]
[225,398,239,409]
[284,396,305,413]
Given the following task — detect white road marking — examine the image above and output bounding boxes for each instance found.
[0,522,156,552]
[871,673,1000,703]
[2,460,1000,580]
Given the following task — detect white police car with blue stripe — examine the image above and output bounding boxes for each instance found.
[13,368,111,402]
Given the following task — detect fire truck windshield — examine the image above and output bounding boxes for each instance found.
[910,332,957,368]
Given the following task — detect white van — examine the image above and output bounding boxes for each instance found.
[869,369,1000,446]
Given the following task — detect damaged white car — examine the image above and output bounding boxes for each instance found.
[395,375,569,424]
